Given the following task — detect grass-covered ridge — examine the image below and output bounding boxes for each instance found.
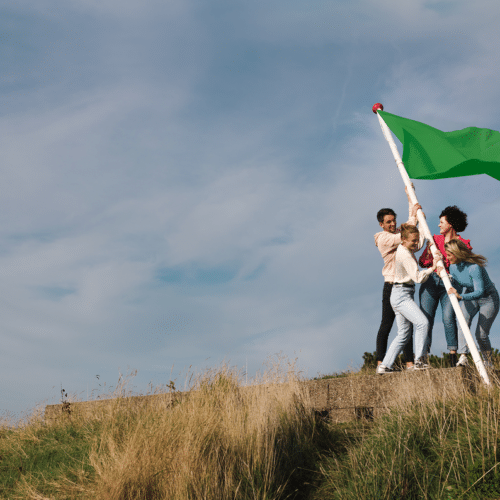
[0,361,337,499]
[2,356,500,499]
[314,381,500,500]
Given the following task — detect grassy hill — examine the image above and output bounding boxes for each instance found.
[1,357,500,499]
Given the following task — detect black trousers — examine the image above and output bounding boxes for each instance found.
[376,282,414,363]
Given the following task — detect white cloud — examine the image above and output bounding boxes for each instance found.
[2,0,500,419]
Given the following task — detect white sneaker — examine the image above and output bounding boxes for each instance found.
[456,354,469,367]
[376,364,392,374]
[414,359,431,370]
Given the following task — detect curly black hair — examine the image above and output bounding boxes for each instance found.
[439,205,468,233]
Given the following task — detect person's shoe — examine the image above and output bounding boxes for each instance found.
[376,364,392,374]
[406,364,416,372]
[414,359,431,370]
[482,354,494,369]
[456,354,469,367]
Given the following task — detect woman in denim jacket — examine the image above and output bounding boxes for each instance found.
[437,240,499,368]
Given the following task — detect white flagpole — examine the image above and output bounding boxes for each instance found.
[373,103,490,386]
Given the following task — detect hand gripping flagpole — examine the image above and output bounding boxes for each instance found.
[372,103,491,386]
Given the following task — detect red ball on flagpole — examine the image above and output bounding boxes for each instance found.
[372,103,384,113]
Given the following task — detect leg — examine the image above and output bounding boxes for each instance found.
[457,300,479,355]
[395,293,430,361]
[419,274,440,352]
[382,309,413,369]
[401,323,414,366]
[382,288,423,368]
[440,287,458,352]
[475,289,500,354]
[376,282,395,363]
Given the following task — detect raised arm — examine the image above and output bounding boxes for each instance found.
[405,185,420,226]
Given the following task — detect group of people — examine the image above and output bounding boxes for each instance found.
[374,187,499,373]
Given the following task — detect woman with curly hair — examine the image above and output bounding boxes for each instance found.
[418,206,471,366]
[437,240,499,368]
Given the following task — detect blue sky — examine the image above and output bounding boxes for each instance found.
[1,0,500,420]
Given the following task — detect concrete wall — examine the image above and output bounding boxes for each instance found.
[305,366,483,422]
[45,367,485,424]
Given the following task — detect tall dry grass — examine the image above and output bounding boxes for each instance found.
[83,361,320,499]
[2,359,332,500]
[7,361,500,499]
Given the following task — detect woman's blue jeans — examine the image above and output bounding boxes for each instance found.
[419,272,458,351]
[458,287,499,354]
[382,286,430,369]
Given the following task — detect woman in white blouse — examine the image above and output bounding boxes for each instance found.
[377,224,439,373]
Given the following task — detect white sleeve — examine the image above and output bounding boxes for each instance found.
[416,230,427,252]
[401,251,434,283]
[406,199,417,226]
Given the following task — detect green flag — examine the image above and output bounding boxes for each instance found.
[379,110,500,181]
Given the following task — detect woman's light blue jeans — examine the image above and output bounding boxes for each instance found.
[419,272,458,351]
[457,287,499,355]
[382,286,430,369]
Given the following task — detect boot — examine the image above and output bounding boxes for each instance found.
[449,352,457,367]
[482,351,494,369]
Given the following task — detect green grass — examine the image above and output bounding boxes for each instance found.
[0,417,98,498]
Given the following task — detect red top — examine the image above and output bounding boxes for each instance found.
[419,234,472,272]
